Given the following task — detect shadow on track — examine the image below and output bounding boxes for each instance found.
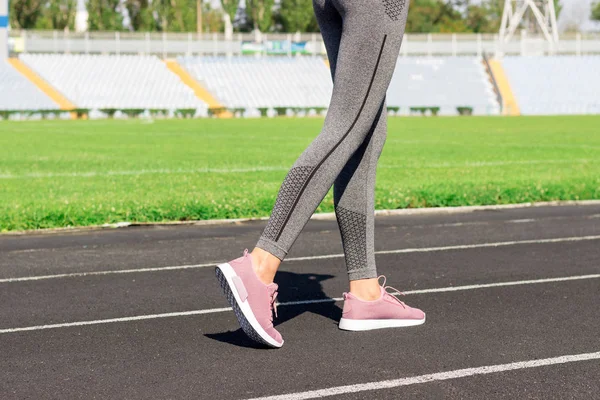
[205,271,341,349]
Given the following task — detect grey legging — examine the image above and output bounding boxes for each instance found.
[256,0,409,280]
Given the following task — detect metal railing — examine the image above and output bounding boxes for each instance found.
[8,30,600,57]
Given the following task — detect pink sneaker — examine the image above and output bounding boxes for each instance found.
[215,249,283,348]
[338,276,426,331]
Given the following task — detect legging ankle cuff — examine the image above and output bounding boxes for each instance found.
[348,269,378,281]
[255,237,288,261]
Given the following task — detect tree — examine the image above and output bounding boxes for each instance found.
[153,0,171,31]
[221,0,239,24]
[245,0,274,32]
[126,0,157,31]
[9,0,44,29]
[403,0,562,34]
[406,0,469,33]
[12,0,76,31]
[592,1,600,21]
[278,0,317,32]
[154,0,198,32]
[465,4,495,32]
[13,0,120,31]
[87,0,124,30]
[203,3,225,32]
[464,0,503,33]
[553,0,562,20]
[45,0,76,30]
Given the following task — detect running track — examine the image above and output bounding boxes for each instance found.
[1,204,599,399]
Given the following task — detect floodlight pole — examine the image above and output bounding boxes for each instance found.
[498,0,559,56]
[0,0,8,60]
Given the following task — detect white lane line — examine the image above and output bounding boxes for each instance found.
[2,235,600,284]
[245,351,600,400]
[379,159,594,169]
[1,273,599,334]
[291,235,600,261]
[400,274,600,294]
[0,308,232,334]
[0,166,289,179]
[2,159,594,180]
[275,273,600,305]
[0,263,219,283]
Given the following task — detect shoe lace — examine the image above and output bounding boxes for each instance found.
[379,275,407,309]
[269,288,278,321]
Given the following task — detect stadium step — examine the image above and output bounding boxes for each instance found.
[164,59,231,118]
[8,58,78,118]
[487,58,521,116]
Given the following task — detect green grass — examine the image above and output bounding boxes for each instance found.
[1,116,599,232]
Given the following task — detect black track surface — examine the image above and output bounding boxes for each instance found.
[1,204,599,399]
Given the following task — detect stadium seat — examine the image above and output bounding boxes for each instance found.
[178,56,499,116]
[177,56,333,109]
[19,54,208,111]
[0,60,58,111]
[502,56,600,115]
[6,54,507,117]
[386,57,501,116]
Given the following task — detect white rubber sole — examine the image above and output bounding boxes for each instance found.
[338,314,426,331]
[215,263,283,348]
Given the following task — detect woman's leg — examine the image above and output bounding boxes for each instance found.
[308,0,389,300]
[335,102,387,300]
[253,0,409,284]
[250,0,344,283]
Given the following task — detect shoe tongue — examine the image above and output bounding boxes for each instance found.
[383,288,405,307]
[267,283,278,293]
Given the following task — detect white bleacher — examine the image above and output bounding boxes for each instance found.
[387,57,500,115]
[178,56,333,109]
[502,56,600,115]
[179,56,498,115]
[19,54,207,110]
[0,60,57,110]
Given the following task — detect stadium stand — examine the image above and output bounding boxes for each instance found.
[386,57,500,115]
[177,56,333,109]
[19,54,208,111]
[502,56,600,115]
[0,60,57,110]
[179,56,499,116]
[7,53,598,118]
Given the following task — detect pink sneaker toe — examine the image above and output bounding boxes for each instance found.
[410,307,426,320]
[267,328,283,345]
